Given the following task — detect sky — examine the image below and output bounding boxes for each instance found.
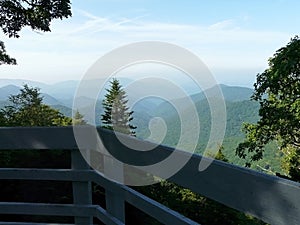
[0,0,299,87]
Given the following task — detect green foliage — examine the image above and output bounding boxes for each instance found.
[281,145,300,182]
[215,145,229,162]
[137,180,265,225]
[1,84,71,126]
[0,0,71,64]
[236,36,300,181]
[205,145,229,162]
[101,78,136,135]
[0,110,6,126]
[72,110,87,125]
[0,41,16,65]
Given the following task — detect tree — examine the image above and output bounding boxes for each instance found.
[236,36,300,181]
[0,110,7,126]
[0,41,16,65]
[73,110,87,125]
[0,84,73,223]
[101,78,136,135]
[1,84,72,126]
[0,0,72,65]
[205,145,229,163]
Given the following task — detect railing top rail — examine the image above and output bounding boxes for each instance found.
[0,126,78,150]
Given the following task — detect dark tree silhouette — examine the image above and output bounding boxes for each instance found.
[101,78,136,136]
[0,0,72,65]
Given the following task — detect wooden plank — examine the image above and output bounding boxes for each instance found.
[71,150,93,225]
[0,223,74,225]
[0,168,91,181]
[0,127,300,225]
[0,202,94,217]
[124,186,199,225]
[169,156,300,225]
[105,188,125,224]
[94,205,125,225]
[0,202,124,225]
[91,170,198,224]
[98,128,300,225]
[0,127,77,150]
[104,156,125,223]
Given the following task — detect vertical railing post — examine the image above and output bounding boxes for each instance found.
[104,156,125,223]
[71,149,93,224]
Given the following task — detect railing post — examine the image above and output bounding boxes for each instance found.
[104,156,125,223]
[71,149,93,224]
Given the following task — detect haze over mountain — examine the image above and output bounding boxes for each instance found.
[0,78,255,121]
[0,78,281,173]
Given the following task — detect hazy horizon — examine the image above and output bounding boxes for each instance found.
[1,1,299,87]
[0,77,255,89]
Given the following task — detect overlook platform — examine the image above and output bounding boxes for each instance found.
[0,127,299,225]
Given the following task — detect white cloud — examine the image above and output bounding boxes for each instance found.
[209,19,235,30]
[0,10,293,85]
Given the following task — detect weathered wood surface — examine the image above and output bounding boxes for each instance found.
[0,202,123,225]
[0,126,299,225]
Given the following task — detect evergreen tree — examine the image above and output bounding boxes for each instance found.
[73,110,87,125]
[101,78,136,135]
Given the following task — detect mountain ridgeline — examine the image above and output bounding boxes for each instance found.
[0,79,282,173]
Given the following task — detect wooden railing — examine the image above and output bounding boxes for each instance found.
[0,126,299,225]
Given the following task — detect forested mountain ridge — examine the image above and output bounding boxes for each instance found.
[0,81,282,173]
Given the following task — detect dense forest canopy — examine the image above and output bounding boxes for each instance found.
[236,36,300,182]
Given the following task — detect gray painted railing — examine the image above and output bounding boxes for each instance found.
[0,126,299,225]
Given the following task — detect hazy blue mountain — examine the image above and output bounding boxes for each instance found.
[0,79,282,174]
[133,97,269,169]
[190,84,254,103]
[51,105,73,117]
[0,85,64,106]
[0,84,21,99]
[154,98,259,145]
[0,78,135,101]
[218,84,254,101]
[0,79,254,108]
[0,100,9,109]
[42,80,79,100]
[42,94,64,105]
[0,79,48,89]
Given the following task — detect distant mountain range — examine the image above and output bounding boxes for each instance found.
[0,78,254,100]
[0,78,282,173]
[0,78,255,123]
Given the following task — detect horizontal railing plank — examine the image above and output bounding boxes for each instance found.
[0,127,78,150]
[0,202,124,225]
[0,223,74,225]
[0,202,94,217]
[0,169,91,181]
[0,168,199,224]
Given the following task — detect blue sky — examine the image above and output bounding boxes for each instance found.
[0,0,299,86]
